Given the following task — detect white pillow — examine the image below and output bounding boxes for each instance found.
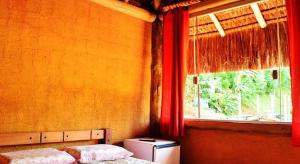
[64,144,133,163]
[0,148,76,164]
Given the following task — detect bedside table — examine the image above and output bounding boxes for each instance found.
[124,138,180,164]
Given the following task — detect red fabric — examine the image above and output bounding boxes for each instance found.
[161,7,189,137]
[286,0,300,146]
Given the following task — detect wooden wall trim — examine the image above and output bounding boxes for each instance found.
[64,130,91,142]
[0,133,41,146]
[104,128,112,144]
[0,129,110,146]
[91,130,105,140]
[41,132,63,143]
[90,0,156,22]
[185,119,291,136]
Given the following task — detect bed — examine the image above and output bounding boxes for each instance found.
[87,157,157,164]
[0,129,158,164]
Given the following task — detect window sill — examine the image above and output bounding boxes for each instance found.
[185,118,291,136]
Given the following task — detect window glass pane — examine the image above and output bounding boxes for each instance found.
[184,68,292,122]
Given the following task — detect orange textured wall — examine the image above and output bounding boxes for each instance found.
[181,120,300,164]
[0,0,151,144]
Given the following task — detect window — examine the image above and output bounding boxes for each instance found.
[185,0,289,122]
[184,68,292,122]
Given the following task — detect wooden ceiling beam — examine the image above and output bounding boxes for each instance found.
[190,0,262,17]
[154,0,161,10]
[90,0,156,22]
[209,13,226,37]
[250,3,267,28]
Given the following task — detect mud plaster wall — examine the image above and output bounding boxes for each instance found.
[0,0,152,149]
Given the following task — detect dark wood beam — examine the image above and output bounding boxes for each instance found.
[150,17,163,137]
[90,0,156,22]
[154,0,161,10]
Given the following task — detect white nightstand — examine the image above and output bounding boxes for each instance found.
[124,138,180,164]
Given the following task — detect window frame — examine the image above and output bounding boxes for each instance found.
[185,118,291,135]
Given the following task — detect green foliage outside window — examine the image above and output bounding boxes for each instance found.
[185,68,291,117]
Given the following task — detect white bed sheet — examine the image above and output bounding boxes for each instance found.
[84,157,159,164]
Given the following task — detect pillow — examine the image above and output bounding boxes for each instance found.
[0,148,76,164]
[63,144,133,163]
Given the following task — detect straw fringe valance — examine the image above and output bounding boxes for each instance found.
[189,5,287,36]
[162,0,203,12]
[187,22,289,74]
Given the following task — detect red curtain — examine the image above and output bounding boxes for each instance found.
[286,0,300,146]
[161,7,189,137]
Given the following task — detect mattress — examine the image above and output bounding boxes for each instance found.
[86,157,159,164]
